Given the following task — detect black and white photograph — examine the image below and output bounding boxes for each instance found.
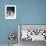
[18,24,46,46]
[5,5,16,19]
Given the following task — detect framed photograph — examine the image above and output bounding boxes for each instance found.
[5,5,16,19]
[18,24,46,42]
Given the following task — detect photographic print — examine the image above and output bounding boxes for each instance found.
[5,5,16,19]
[18,25,46,46]
[18,24,46,41]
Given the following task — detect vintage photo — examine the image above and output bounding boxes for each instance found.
[18,25,46,46]
[18,24,46,41]
[5,5,16,19]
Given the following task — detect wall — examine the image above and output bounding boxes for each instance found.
[0,0,17,44]
[0,0,46,44]
[16,0,46,24]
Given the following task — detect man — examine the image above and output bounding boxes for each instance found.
[7,7,14,16]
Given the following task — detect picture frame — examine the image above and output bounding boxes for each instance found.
[5,5,16,19]
[18,24,46,42]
